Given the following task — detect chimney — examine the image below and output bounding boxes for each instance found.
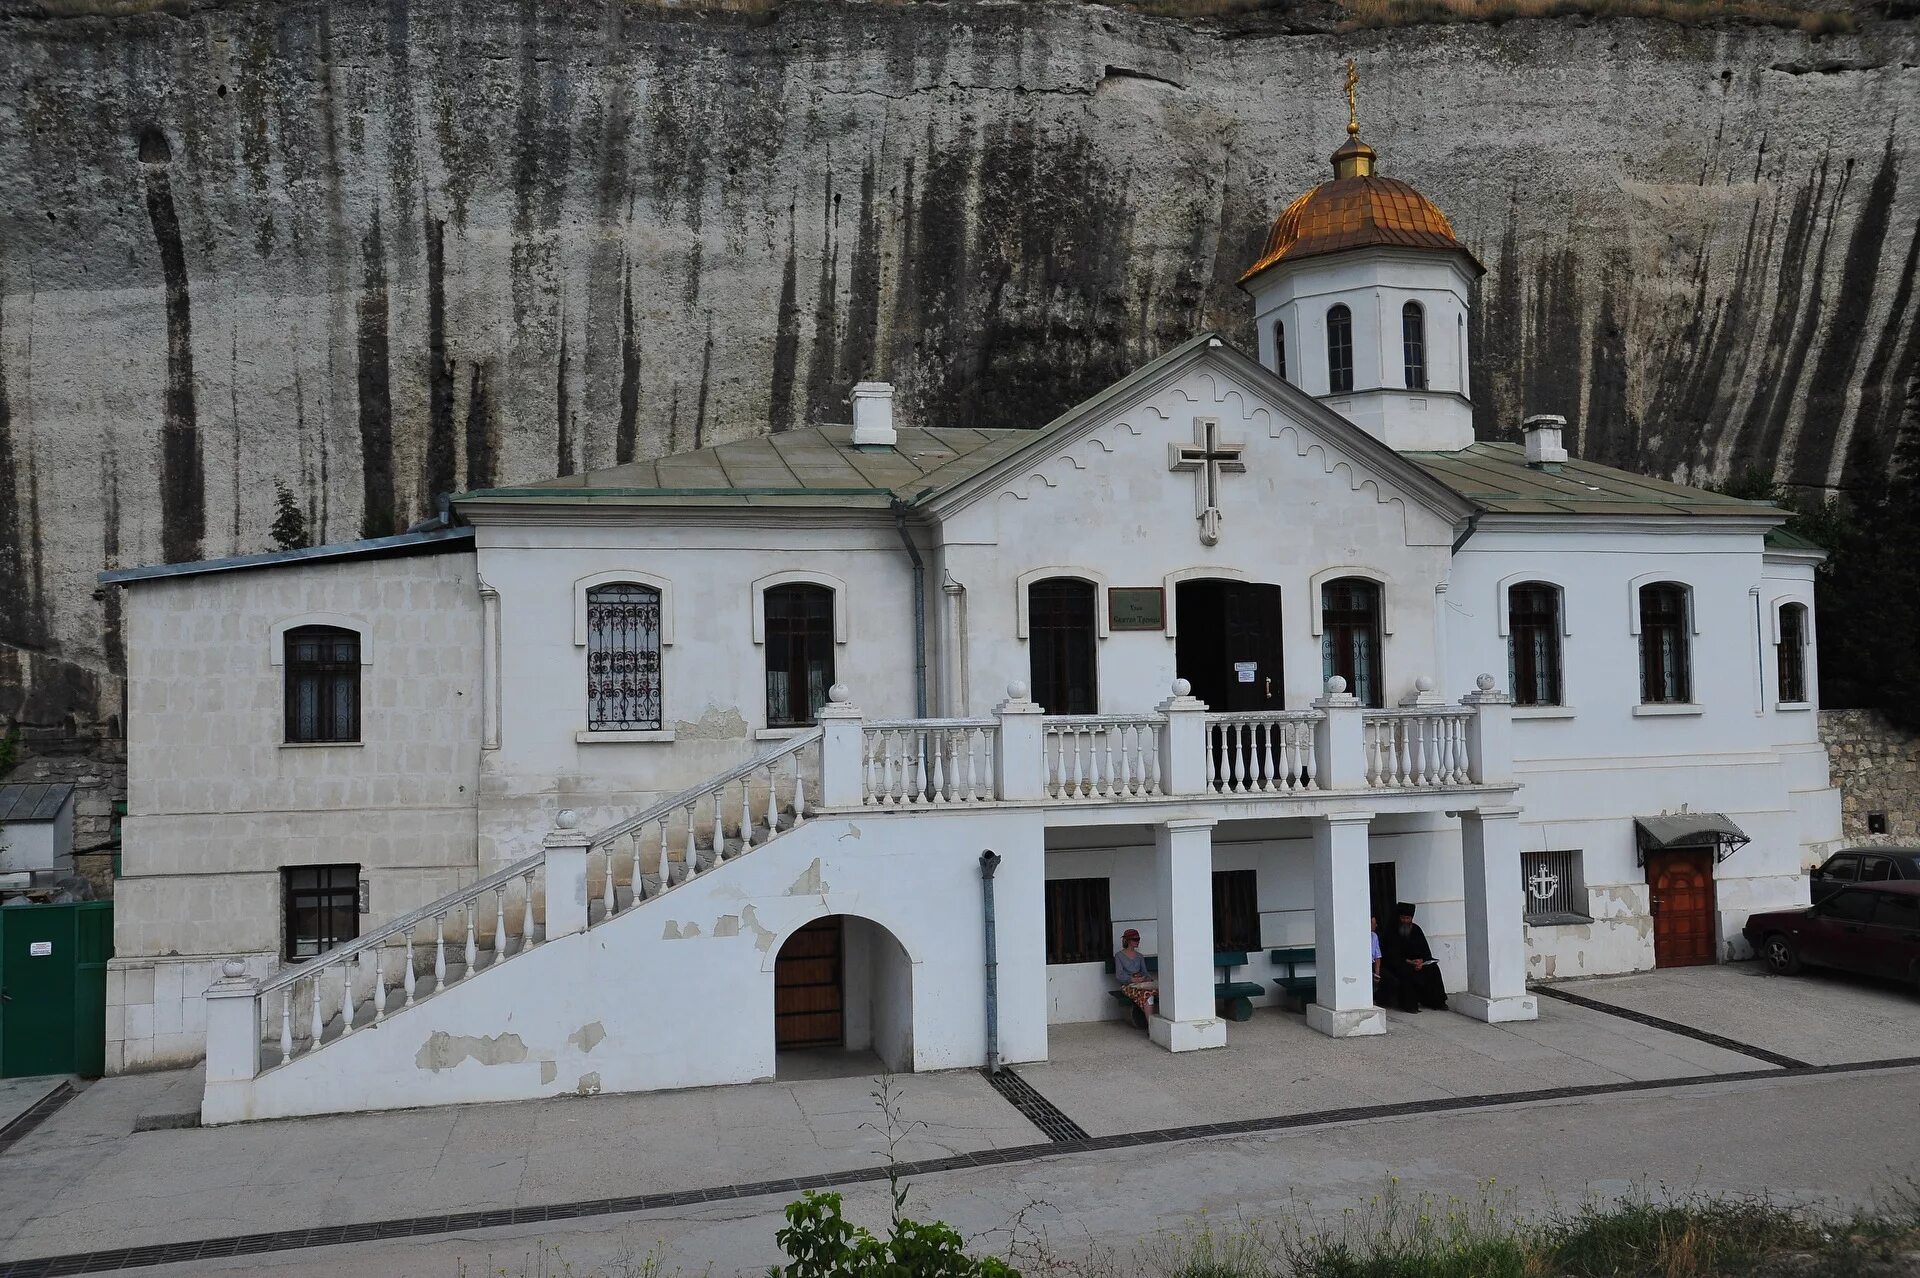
[1523,413,1568,467]
[851,381,897,448]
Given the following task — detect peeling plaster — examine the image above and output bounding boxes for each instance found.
[576,1071,602,1095]
[664,920,703,939]
[714,913,740,937]
[741,903,778,953]
[541,1060,557,1085]
[415,1030,529,1072]
[787,859,828,895]
[567,1021,606,1053]
[672,705,749,740]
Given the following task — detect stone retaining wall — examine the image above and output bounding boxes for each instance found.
[1819,708,1920,845]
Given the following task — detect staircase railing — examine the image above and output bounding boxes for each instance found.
[250,729,821,1070]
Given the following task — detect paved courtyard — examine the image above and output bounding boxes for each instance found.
[0,962,1916,1276]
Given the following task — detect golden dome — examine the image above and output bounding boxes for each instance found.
[1240,140,1481,283]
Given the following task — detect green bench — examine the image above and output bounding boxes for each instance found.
[1269,946,1317,1008]
[1106,951,1267,1029]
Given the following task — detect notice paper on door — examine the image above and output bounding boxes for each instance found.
[1234,661,1257,683]
[28,941,52,957]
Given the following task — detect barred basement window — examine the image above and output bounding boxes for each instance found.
[284,625,360,743]
[1212,869,1261,951]
[586,583,663,731]
[1045,877,1112,964]
[1520,849,1588,924]
[1327,304,1354,394]
[283,864,360,960]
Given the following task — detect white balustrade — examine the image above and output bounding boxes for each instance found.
[1041,716,1163,800]
[861,721,997,805]
[1361,708,1473,788]
[1204,712,1321,794]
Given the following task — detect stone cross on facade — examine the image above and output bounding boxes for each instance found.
[1168,417,1246,546]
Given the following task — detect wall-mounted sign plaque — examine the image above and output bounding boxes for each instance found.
[1108,587,1166,632]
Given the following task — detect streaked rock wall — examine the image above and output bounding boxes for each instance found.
[2,0,1917,738]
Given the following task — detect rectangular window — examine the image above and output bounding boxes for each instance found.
[1638,584,1692,704]
[765,584,836,728]
[1212,869,1261,951]
[1028,578,1098,714]
[283,864,360,960]
[1777,604,1808,704]
[1044,877,1113,964]
[1321,578,1384,708]
[586,583,663,731]
[1508,584,1562,706]
[284,626,360,743]
[1327,306,1354,395]
[1273,320,1288,383]
[1402,303,1427,390]
[1521,849,1588,923]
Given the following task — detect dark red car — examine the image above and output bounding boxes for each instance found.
[1744,881,1920,988]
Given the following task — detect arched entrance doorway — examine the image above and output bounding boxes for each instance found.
[773,915,914,1075]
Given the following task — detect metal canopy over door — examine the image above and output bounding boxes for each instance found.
[1175,580,1284,713]
[774,916,844,1048]
[0,901,113,1077]
[1647,848,1717,968]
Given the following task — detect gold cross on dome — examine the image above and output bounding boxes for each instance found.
[1345,58,1360,137]
[1168,418,1246,546]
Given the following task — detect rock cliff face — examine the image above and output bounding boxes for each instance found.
[1,0,1917,739]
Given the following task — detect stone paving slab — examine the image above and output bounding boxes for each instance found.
[1562,961,1920,1066]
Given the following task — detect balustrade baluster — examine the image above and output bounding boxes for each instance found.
[765,763,780,835]
[1422,717,1437,786]
[1143,725,1161,794]
[311,971,326,1043]
[739,774,753,850]
[402,925,417,1006]
[280,992,293,1061]
[1226,723,1243,793]
[493,886,508,961]
[930,732,948,804]
[464,901,477,974]
[522,870,538,945]
[1097,728,1114,798]
[434,915,447,987]
[1043,731,1059,798]
[793,762,809,822]
[862,733,878,805]
[1395,720,1412,787]
[340,963,355,1035]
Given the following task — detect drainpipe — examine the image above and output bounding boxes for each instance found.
[979,849,1002,1074]
[891,499,929,718]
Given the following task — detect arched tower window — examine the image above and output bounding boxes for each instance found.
[1326,305,1354,394]
[1777,603,1808,704]
[1272,319,1288,383]
[1402,301,1427,390]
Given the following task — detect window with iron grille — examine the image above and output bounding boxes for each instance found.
[284,625,360,743]
[1402,301,1427,390]
[1327,304,1354,394]
[1321,578,1383,708]
[765,584,835,728]
[1273,320,1288,383]
[283,864,360,960]
[1777,603,1808,704]
[1520,849,1588,924]
[1508,583,1563,706]
[1638,583,1691,704]
[1045,877,1112,964]
[1028,577,1098,714]
[1212,869,1261,951]
[586,583,663,731]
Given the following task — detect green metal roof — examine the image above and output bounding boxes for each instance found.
[456,425,1033,509]
[1765,525,1826,553]
[1407,443,1780,519]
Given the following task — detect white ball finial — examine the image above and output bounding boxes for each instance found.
[556,808,580,830]
[1415,676,1435,693]
[1007,681,1030,701]
[1326,675,1348,695]
[827,683,851,704]
[1476,673,1497,692]
[221,958,246,979]
[1171,678,1192,698]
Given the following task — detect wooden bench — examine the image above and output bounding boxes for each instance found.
[1105,952,1266,1028]
[1269,946,1317,1008]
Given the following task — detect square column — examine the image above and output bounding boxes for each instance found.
[1150,818,1227,1052]
[1453,805,1538,1023]
[1307,811,1385,1038]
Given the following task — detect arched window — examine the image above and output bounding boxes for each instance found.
[585,582,663,731]
[1321,578,1383,708]
[1402,301,1427,390]
[1326,305,1354,394]
[765,583,836,728]
[284,626,360,743]
[1638,583,1691,704]
[1272,319,1288,383]
[1777,603,1808,704]
[1028,577,1098,714]
[1507,583,1562,706]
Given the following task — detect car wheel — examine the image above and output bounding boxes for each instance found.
[1762,934,1802,976]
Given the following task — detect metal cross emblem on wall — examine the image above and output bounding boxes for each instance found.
[1168,418,1246,546]
[1528,865,1560,902]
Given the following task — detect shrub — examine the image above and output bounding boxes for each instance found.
[770,1191,1017,1278]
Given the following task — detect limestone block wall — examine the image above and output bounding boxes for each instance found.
[2,746,127,896]
[110,547,483,1071]
[1820,708,1920,844]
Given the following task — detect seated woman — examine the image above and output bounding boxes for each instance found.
[1114,928,1156,1018]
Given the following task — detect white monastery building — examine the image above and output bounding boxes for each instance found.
[101,117,1841,1124]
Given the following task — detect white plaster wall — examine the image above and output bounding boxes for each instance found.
[112,550,483,1070]
[472,518,917,867]
[936,363,1459,718]
[209,808,1046,1122]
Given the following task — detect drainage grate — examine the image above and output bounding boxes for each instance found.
[982,1066,1089,1142]
[0,1082,77,1157]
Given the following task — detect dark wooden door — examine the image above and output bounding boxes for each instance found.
[774,916,844,1048]
[1648,849,1717,968]
[1369,862,1397,933]
[1176,580,1284,712]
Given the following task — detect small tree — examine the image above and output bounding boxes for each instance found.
[270,480,310,552]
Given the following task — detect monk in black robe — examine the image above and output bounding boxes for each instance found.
[1381,902,1448,1012]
